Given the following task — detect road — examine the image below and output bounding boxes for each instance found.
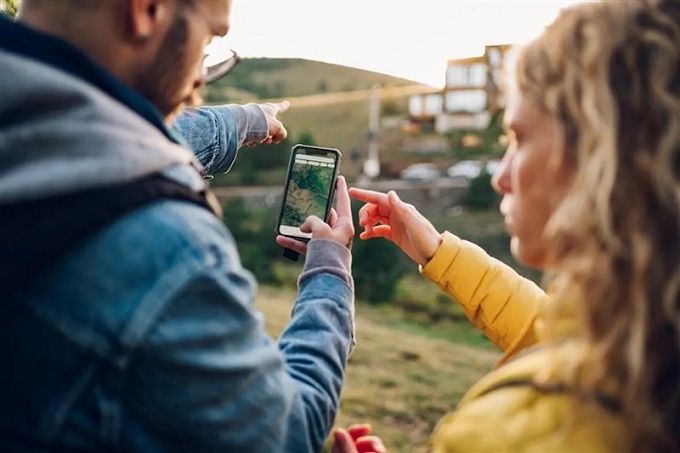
[256,84,439,108]
[211,177,469,201]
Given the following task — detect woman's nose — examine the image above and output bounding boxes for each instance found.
[492,154,512,194]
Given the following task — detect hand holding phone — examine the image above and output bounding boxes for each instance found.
[277,145,342,240]
[276,145,353,255]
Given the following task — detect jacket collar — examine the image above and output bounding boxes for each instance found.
[0,15,184,145]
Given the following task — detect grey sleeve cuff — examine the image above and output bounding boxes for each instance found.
[227,103,268,148]
[298,239,353,289]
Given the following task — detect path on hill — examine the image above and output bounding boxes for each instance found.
[262,83,438,108]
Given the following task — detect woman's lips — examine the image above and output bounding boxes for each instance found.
[503,215,514,234]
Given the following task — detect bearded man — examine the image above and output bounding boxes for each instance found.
[0,1,356,451]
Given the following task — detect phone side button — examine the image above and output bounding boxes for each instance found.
[282,247,300,262]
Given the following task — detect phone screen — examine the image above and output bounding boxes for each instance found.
[278,146,340,240]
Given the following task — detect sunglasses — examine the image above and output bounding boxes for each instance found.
[203,38,240,84]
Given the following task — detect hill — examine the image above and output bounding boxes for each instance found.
[257,285,499,452]
[204,58,437,179]
[204,57,423,102]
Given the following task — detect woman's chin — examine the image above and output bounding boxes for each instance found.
[511,238,546,270]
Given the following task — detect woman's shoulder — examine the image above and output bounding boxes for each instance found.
[431,342,630,452]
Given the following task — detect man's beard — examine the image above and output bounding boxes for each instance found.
[137,12,203,122]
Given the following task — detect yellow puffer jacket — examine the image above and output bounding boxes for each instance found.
[420,232,630,452]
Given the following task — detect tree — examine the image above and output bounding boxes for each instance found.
[381,98,402,116]
[296,131,317,146]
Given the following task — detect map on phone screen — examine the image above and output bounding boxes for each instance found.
[279,151,336,238]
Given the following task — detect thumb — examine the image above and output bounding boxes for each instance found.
[387,191,405,213]
[300,215,324,233]
[332,429,357,453]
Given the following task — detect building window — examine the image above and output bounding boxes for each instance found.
[409,96,424,116]
[446,63,487,88]
[488,48,502,68]
[409,94,444,117]
[424,94,443,116]
[445,90,487,113]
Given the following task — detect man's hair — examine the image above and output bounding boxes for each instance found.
[515,1,680,451]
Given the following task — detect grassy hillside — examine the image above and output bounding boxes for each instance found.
[204,58,439,181]
[279,97,371,173]
[257,286,499,452]
[205,57,421,103]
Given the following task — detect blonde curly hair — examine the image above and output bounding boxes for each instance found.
[515,0,680,450]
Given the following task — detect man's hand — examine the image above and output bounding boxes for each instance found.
[247,101,290,147]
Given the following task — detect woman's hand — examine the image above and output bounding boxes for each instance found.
[331,424,386,453]
[348,187,442,267]
[276,176,354,254]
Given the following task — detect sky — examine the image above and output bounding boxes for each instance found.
[223,0,586,88]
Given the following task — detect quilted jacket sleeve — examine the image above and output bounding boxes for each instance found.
[420,232,547,358]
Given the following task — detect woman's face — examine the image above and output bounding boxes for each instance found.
[492,95,573,269]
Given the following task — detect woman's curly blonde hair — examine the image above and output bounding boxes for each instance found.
[515,0,680,450]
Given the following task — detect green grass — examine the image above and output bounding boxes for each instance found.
[388,277,495,348]
[257,285,500,452]
[282,98,370,170]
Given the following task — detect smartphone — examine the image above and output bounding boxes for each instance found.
[276,144,342,241]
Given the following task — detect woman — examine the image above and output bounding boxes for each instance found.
[332,0,680,451]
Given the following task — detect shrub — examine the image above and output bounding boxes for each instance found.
[222,197,282,285]
[350,204,412,304]
[463,171,500,210]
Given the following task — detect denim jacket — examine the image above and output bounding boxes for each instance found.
[175,104,268,175]
[0,17,355,452]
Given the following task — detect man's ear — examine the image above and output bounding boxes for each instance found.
[128,0,172,41]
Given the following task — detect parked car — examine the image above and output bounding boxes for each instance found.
[485,159,503,175]
[447,159,503,180]
[399,163,441,180]
[446,160,484,179]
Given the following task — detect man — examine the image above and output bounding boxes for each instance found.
[0,0,356,451]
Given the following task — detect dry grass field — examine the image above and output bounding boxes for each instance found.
[256,286,500,452]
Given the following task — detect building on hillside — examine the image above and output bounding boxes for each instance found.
[407,44,517,134]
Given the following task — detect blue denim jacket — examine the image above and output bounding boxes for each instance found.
[0,17,355,452]
[2,176,355,452]
[2,187,355,452]
[175,104,268,175]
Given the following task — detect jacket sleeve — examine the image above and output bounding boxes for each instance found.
[420,232,546,358]
[173,103,268,175]
[121,223,354,452]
